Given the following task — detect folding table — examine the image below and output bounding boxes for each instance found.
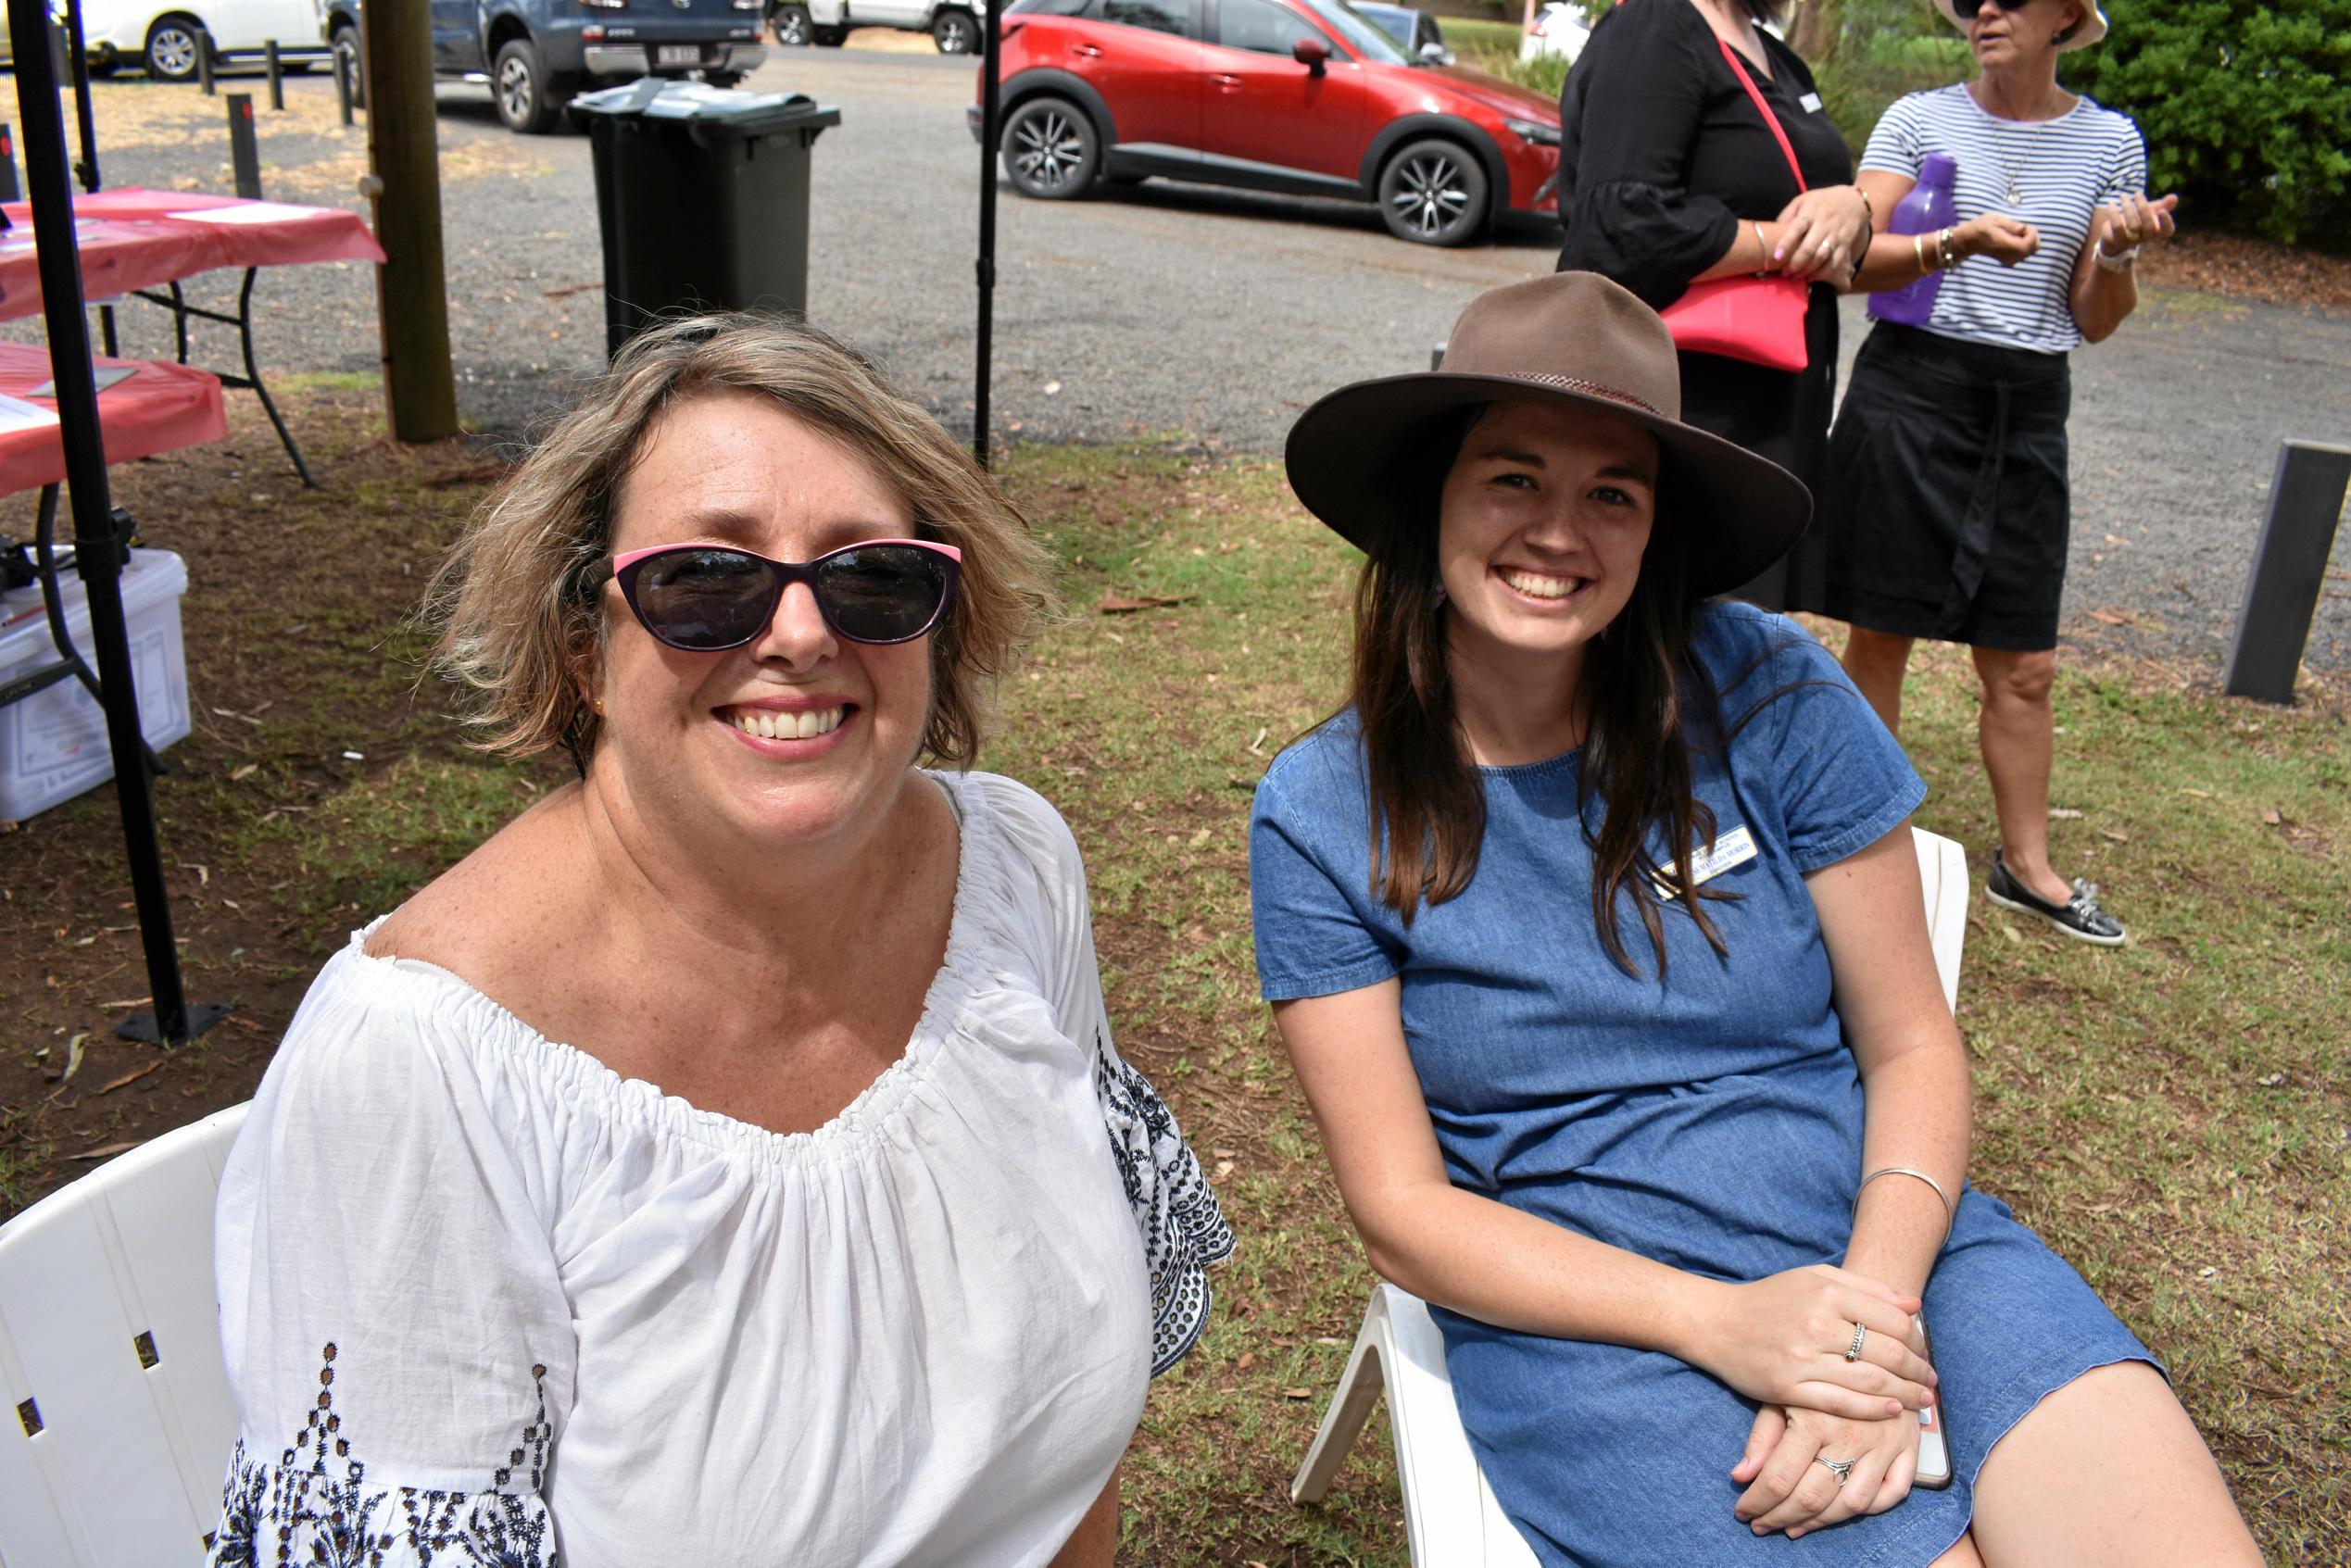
[0,189,384,485]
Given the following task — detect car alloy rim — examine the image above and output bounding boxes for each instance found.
[154,27,196,74]
[779,8,809,42]
[1012,110,1084,190]
[1391,154,1470,238]
[498,56,534,119]
[941,16,971,47]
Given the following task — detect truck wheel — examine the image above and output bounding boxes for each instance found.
[494,38,563,134]
[703,69,745,88]
[1002,96,1098,200]
[332,25,360,98]
[142,15,207,82]
[772,4,813,44]
[811,25,849,44]
[932,8,976,52]
[1377,137,1488,246]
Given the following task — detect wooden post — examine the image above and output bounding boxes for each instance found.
[2224,441,2351,706]
[361,0,459,442]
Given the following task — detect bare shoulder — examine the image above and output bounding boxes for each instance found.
[365,786,589,974]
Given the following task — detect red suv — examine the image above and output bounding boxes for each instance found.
[968,0,1561,245]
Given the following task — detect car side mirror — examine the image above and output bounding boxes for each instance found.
[1417,40,1448,62]
[1291,36,1328,75]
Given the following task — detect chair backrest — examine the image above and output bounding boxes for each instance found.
[1910,826,1968,1013]
[0,1101,248,1567]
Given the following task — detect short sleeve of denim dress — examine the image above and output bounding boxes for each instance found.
[1248,603,2156,1566]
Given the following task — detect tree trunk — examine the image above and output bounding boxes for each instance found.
[362,2,459,442]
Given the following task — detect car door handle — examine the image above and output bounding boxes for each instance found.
[1071,42,1101,56]
[1210,72,1240,85]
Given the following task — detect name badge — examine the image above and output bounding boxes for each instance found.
[1651,825,1758,900]
[1799,92,1824,113]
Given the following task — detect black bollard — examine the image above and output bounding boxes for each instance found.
[0,124,19,204]
[266,38,283,109]
[196,31,214,94]
[227,94,261,198]
[334,40,354,124]
[2224,441,2351,706]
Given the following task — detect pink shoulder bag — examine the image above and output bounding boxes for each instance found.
[1657,37,1813,374]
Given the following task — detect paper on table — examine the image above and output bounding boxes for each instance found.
[30,366,140,396]
[165,201,324,226]
[0,393,60,433]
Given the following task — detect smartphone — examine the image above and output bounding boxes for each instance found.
[1913,1314,1953,1489]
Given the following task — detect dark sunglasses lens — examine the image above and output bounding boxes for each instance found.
[816,546,951,643]
[631,550,775,649]
[1952,0,1984,15]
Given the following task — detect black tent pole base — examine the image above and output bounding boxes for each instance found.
[115,1000,233,1046]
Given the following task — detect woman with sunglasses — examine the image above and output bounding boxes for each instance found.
[1810,0,2175,946]
[207,315,1230,1567]
[1251,271,2258,1565]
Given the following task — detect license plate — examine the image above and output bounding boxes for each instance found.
[657,44,703,65]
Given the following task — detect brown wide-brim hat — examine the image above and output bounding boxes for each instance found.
[1284,271,1812,598]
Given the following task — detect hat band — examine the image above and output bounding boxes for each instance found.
[1480,370,1665,419]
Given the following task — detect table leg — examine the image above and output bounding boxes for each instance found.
[234,268,318,489]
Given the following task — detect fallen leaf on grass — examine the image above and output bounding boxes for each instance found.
[1248,725,1268,757]
[2178,787,2210,798]
[540,280,601,299]
[97,997,151,1010]
[2100,829,2130,843]
[1096,591,1195,615]
[2048,808,2084,820]
[96,1060,164,1096]
[1282,1387,1314,1400]
[2261,808,2283,826]
[1999,922,2023,946]
[1236,1351,1256,1371]
[229,763,258,782]
[1188,826,1213,848]
[2085,607,2137,627]
[44,1032,88,1084]
[1213,1160,1235,1179]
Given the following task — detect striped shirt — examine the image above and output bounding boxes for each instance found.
[1863,84,2146,355]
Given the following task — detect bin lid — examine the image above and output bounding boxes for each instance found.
[570,79,842,137]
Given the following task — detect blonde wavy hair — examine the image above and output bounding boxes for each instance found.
[429,314,1057,771]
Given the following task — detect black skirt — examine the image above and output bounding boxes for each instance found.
[1814,323,2072,651]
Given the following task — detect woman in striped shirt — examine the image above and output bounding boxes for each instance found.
[1809,0,2174,947]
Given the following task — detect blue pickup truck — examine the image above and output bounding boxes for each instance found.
[323,0,769,133]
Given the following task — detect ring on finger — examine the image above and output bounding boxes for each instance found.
[1843,1322,1867,1362]
[1817,1456,1855,1487]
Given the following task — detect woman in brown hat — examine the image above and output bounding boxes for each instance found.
[1248,271,2257,1563]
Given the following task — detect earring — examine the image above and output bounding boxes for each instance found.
[1431,577,1449,608]
[593,696,605,715]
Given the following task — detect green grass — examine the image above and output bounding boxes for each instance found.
[17,426,2342,1562]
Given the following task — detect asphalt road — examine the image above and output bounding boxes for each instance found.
[17,52,2351,674]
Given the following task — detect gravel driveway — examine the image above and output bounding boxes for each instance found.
[16,54,2350,674]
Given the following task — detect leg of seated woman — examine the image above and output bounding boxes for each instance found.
[1973,646,2072,905]
[1968,1361,2262,1568]
[1842,625,1916,735]
[1930,1530,1990,1568]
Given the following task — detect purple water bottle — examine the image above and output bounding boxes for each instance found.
[1868,153,1959,327]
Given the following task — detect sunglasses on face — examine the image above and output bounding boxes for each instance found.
[1951,0,2034,17]
[591,538,962,652]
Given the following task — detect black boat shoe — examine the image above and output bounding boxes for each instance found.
[1985,848,2127,946]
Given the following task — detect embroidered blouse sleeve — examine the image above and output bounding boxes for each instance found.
[980,774,1234,1378]
[209,960,575,1567]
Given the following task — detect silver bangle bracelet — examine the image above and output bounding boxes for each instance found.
[1854,1166,1955,1244]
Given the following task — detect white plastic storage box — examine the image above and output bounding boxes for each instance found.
[0,548,193,822]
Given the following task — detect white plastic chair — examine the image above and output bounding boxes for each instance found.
[1291,828,1971,1565]
[0,1100,249,1566]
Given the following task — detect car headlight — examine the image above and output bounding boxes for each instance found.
[1502,118,1562,147]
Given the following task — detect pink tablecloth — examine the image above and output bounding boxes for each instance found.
[0,342,226,497]
[0,188,386,322]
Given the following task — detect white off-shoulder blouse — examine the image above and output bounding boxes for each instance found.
[208,771,1233,1568]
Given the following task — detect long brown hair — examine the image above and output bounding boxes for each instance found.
[1348,413,1741,979]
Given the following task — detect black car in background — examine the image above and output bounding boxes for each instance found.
[323,0,768,132]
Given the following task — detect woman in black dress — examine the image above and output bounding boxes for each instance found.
[1555,0,1868,608]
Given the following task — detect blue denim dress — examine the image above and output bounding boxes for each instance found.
[1250,603,2153,1565]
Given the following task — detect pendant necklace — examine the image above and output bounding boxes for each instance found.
[1976,85,2061,207]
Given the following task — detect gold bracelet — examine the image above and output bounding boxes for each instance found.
[1912,232,1928,274]
[1937,227,1959,270]
[1754,220,1770,272]
[1854,1166,1955,1245]
[1854,185,1876,230]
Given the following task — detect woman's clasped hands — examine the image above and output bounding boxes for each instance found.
[1771,184,1874,281]
[1683,1263,1937,1537]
